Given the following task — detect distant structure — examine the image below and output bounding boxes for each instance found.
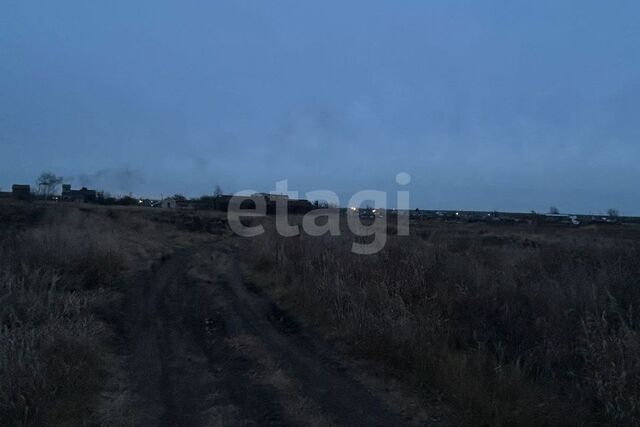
[544,213,580,225]
[0,184,31,200]
[61,185,97,203]
[255,193,288,202]
[251,193,314,214]
[286,199,314,214]
[160,197,176,209]
[12,184,31,200]
[159,197,190,209]
[187,193,313,214]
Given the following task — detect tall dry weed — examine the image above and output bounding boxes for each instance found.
[249,225,640,425]
[0,210,125,426]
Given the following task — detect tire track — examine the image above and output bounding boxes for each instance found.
[119,241,419,426]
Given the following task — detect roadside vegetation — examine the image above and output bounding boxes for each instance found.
[0,205,126,426]
[3,200,639,426]
[249,220,640,425]
[0,202,232,426]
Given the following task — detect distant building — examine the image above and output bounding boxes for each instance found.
[590,216,617,224]
[160,198,176,209]
[12,184,31,200]
[544,213,580,225]
[286,199,314,214]
[256,194,314,215]
[61,186,97,203]
[159,197,190,209]
[254,193,289,203]
[194,193,313,214]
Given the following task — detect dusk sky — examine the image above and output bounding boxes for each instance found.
[1,1,639,214]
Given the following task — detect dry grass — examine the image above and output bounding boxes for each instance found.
[227,334,334,426]
[248,221,640,425]
[3,200,637,425]
[0,208,126,426]
[0,202,228,426]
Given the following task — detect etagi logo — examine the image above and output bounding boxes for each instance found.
[227,173,411,255]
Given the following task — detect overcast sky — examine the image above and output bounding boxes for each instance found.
[1,1,639,213]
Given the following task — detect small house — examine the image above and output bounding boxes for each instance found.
[159,198,190,209]
[12,184,31,200]
[160,198,177,209]
[61,186,97,203]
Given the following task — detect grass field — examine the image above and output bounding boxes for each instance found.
[2,200,639,425]
[247,216,640,425]
[0,201,220,425]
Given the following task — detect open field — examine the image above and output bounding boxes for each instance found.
[1,200,639,425]
[246,216,640,425]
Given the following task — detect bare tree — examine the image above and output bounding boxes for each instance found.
[607,208,620,218]
[214,184,223,198]
[549,206,559,215]
[36,172,63,200]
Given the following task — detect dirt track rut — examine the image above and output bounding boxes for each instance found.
[120,241,416,426]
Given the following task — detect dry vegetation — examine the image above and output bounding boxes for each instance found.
[0,202,217,426]
[0,205,126,425]
[3,200,639,426]
[248,219,640,425]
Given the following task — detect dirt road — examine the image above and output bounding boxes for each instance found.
[114,240,428,426]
